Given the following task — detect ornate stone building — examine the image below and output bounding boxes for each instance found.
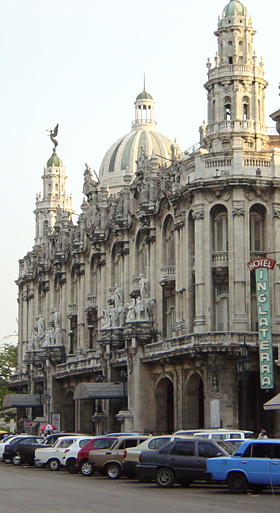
[8,0,280,435]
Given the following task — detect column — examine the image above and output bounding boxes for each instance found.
[193,205,207,330]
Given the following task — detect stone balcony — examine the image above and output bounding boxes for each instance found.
[86,295,98,310]
[142,331,280,362]
[68,303,78,317]
[55,354,102,378]
[160,265,175,284]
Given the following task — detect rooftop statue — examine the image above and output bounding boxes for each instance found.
[46,123,59,150]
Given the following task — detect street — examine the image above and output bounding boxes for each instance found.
[1,464,280,513]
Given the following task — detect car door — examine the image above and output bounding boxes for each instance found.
[269,443,280,486]
[18,437,44,462]
[165,440,197,480]
[241,442,272,485]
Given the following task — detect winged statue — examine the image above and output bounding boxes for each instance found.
[47,124,59,149]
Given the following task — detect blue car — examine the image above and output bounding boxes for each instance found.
[207,439,280,493]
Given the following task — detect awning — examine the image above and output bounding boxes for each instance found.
[3,394,41,408]
[73,382,127,400]
[263,393,280,410]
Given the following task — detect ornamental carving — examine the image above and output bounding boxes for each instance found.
[192,209,204,220]
[232,206,245,216]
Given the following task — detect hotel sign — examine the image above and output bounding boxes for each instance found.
[247,258,275,389]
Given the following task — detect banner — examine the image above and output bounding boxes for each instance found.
[255,267,274,389]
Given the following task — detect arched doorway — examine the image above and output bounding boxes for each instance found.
[186,373,204,428]
[62,390,75,431]
[155,377,174,434]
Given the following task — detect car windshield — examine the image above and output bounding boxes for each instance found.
[217,440,236,455]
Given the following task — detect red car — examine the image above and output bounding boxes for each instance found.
[73,437,118,475]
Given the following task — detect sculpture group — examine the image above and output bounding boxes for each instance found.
[28,309,63,351]
[101,277,154,330]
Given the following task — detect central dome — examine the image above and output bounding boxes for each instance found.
[99,90,180,193]
[223,0,247,16]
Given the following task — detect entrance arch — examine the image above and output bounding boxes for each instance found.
[186,373,204,429]
[155,377,174,434]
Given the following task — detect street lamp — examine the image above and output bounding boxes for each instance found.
[120,370,127,410]
[36,384,43,416]
[237,340,252,430]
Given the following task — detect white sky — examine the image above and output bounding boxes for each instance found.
[0,0,279,346]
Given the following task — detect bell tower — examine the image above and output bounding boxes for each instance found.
[34,127,73,246]
[203,0,268,153]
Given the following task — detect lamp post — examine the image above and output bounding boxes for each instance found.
[120,370,127,410]
[37,384,43,416]
[237,340,252,430]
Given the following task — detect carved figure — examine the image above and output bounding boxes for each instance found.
[43,326,55,347]
[126,299,136,322]
[101,308,111,329]
[113,286,123,308]
[35,314,45,347]
[53,310,63,345]
[139,274,148,300]
[46,124,59,149]
[135,297,145,320]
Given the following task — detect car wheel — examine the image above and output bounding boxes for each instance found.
[177,479,193,488]
[80,461,94,476]
[48,458,61,471]
[228,472,248,494]
[12,455,21,466]
[66,458,78,474]
[106,462,122,479]
[155,467,175,488]
[4,458,12,464]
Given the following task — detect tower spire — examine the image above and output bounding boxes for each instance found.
[203,1,268,152]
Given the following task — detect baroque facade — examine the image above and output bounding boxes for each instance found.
[9,0,280,435]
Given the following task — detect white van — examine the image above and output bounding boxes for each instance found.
[174,429,254,440]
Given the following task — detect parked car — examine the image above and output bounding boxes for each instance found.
[136,437,235,487]
[0,435,26,461]
[122,435,190,478]
[74,436,118,476]
[174,429,254,440]
[3,436,44,464]
[89,435,149,479]
[34,436,92,470]
[13,433,83,466]
[224,439,244,450]
[207,439,280,494]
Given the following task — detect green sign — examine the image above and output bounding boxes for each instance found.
[255,267,274,389]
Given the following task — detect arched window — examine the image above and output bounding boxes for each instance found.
[215,283,229,331]
[212,100,215,123]
[163,216,175,266]
[213,209,228,252]
[136,231,148,276]
[243,96,250,120]
[224,97,231,120]
[250,206,265,253]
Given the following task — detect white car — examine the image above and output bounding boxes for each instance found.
[34,436,93,470]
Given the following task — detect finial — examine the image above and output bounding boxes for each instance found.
[144,72,146,92]
[46,124,59,152]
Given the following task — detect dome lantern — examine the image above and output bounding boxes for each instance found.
[98,90,180,193]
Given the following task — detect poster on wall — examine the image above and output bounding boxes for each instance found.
[210,398,221,428]
[51,413,61,431]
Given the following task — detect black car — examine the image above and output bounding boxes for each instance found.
[136,438,235,488]
[3,436,45,465]
[5,433,75,466]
